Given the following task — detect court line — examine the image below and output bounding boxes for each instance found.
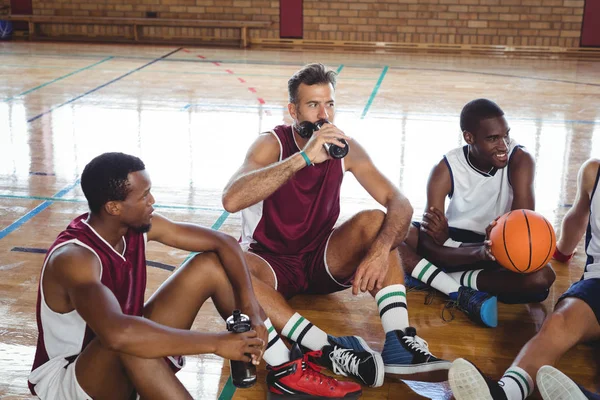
[10,247,177,271]
[0,180,80,240]
[336,64,344,74]
[0,193,225,212]
[27,48,182,123]
[3,57,114,103]
[362,66,388,119]
[3,50,600,87]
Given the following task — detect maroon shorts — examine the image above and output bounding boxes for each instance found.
[248,230,353,299]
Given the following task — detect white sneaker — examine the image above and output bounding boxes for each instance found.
[536,365,588,400]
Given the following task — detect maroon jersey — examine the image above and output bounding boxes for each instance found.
[240,124,344,255]
[29,214,146,394]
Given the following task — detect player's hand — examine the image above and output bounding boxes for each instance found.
[421,207,449,245]
[485,219,497,240]
[352,246,388,295]
[478,240,496,261]
[247,310,267,365]
[214,331,264,363]
[302,122,350,165]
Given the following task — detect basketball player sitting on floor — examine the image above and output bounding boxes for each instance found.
[448,158,600,400]
[399,99,555,328]
[222,63,450,393]
[28,152,361,400]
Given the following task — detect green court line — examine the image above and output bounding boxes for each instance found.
[361,66,388,119]
[3,56,114,102]
[179,210,231,266]
[0,193,224,213]
[218,377,236,400]
[336,64,344,74]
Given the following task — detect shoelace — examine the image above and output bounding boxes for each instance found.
[403,334,432,356]
[328,346,361,377]
[442,288,484,322]
[303,352,338,387]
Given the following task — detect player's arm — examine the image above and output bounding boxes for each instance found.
[419,160,491,267]
[147,213,264,333]
[50,245,262,362]
[222,132,306,213]
[555,159,599,260]
[345,140,413,293]
[508,147,535,210]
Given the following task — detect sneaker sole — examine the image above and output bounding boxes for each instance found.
[448,358,494,400]
[267,390,362,400]
[353,336,385,388]
[537,365,587,400]
[385,359,451,383]
[480,296,498,328]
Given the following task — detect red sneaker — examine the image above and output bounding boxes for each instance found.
[267,344,362,399]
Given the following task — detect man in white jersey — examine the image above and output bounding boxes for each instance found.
[449,158,600,400]
[399,99,555,328]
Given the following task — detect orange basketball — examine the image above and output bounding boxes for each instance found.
[489,209,556,274]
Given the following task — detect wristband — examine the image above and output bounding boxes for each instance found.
[299,151,311,167]
[553,247,574,263]
[443,238,462,248]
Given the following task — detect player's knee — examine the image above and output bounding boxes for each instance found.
[538,310,570,339]
[355,209,386,241]
[528,264,556,292]
[186,252,226,281]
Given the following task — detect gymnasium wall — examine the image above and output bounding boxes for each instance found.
[29,0,585,48]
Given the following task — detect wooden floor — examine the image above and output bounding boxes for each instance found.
[1,41,600,399]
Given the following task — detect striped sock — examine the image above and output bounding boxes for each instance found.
[375,284,409,333]
[411,258,461,296]
[500,366,534,400]
[262,318,290,367]
[447,269,482,291]
[281,313,328,351]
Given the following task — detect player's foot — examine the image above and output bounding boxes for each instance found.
[447,287,498,328]
[448,358,507,400]
[537,365,590,400]
[315,335,384,388]
[267,344,362,400]
[381,327,450,381]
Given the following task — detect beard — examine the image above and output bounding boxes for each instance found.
[132,223,152,233]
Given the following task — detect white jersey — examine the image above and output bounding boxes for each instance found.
[584,166,600,280]
[444,139,520,235]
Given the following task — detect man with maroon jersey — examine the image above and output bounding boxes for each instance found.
[223,63,450,393]
[29,152,359,400]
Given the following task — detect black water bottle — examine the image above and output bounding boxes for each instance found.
[226,310,257,388]
[314,119,349,159]
[296,120,349,159]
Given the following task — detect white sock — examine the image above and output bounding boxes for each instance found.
[375,284,409,333]
[500,366,534,400]
[281,313,328,351]
[447,269,482,290]
[262,318,290,367]
[411,258,461,295]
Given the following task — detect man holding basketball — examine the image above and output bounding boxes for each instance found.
[399,98,555,328]
[449,158,600,400]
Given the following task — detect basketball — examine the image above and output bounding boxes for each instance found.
[490,209,556,274]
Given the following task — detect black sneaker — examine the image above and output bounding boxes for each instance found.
[315,335,384,388]
[445,287,498,328]
[449,358,508,400]
[382,327,450,380]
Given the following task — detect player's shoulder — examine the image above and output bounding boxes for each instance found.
[47,242,101,278]
[509,145,534,168]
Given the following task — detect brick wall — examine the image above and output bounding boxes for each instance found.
[304,0,584,47]
[29,0,585,48]
[31,0,280,41]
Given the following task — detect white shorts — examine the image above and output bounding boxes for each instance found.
[29,357,91,400]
